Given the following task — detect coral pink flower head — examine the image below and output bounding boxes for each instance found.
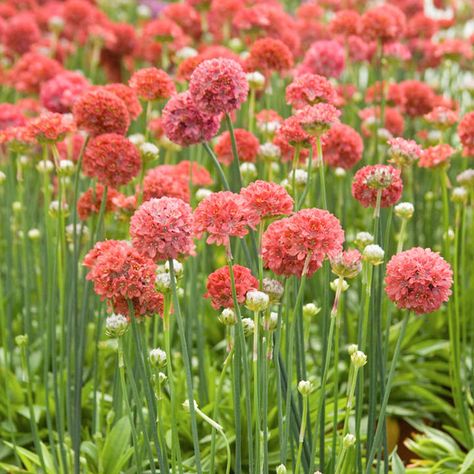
[394,80,435,118]
[277,116,313,148]
[78,184,121,221]
[360,4,406,43]
[175,160,213,187]
[297,40,345,79]
[418,144,455,168]
[143,166,190,203]
[205,264,258,309]
[27,112,76,144]
[330,249,362,279]
[83,133,140,188]
[193,191,259,247]
[73,89,130,136]
[262,208,344,278]
[161,92,221,147]
[296,103,341,136]
[129,67,176,101]
[322,123,363,170]
[215,129,259,165]
[424,106,458,129]
[103,83,142,121]
[352,165,403,208]
[245,38,294,74]
[385,247,452,314]
[387,137,422,167]
[458,111,474,157]
[286,73,338,109]
[240,180,294,219]
[130,197,195,262]
[329,10,361,37]
[189,58,249,115]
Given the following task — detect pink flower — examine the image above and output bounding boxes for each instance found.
[330,249,362,279]
[387,137,422,167]
[162,92,221,147]
[130,197,194,262]
[129,67,176,101]
[322,123,363,169]
[352,165,403,208]
[418,144,455,168]
[27,112,76,144]
[189,58,249,115]
[297,40,345,79]
[77,184,121,220]
[175,160,213,187]
[262,208,344,278]
[245,37,293,74]
[215,129,259,165]
[424,106,458,129]
[458,111,474,157]
[385,247,452,314]
[277,115,313,147]
[193,191,259,246]
[103,83,142,121]
[143,166,190,203]
[296,104,341,136]
[240,180,294,219]
[286,73,337,109]
[205,264,258,309]
[360,4,406,43]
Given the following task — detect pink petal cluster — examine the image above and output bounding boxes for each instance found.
[130,197,195,262]
[296,103,341,136]
[262,208,344,277]
[215,129,260,165]
[385,247,452,314]
[205,265,258,309]
[162,92,221,147]
[352,165,403,208]
[189,58,249,115]
[286,73,337,110]
[322,123,363,169]
[458,111,474,157]
[27,112,76,144]
[330,249,362,279]
[193,191,259,246]
[424,106,458,128]
[103,83,142,120]
[387,137,422,166]
[297,40,345,79]
[143,166,191,203]
[277,115,313,147]
[418,144,455,168]
[360,4,406,43]
[129,67,176,101]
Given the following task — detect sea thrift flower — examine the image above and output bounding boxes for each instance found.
[385,247,453,314]
[205,265,258,309]
[424,106,458,129]
[129,67,176,101]
[359,107,405,137]
[278,116,313,147]
[215,129,259,165]
[296,104,341,136]
[352,165,403,208]
[175,160,213,187]
[193,191,259,246]
[245,38,293,74]
[360,4,406,43]
[395,80,435,117]
[130,197,194,262]
[73,89,130,136]
[329,10,361,37]
[189,58,249,115]
[330,250,362,279]
[458,112,474,157]
[240,180,294,219]
[143,167,190,203]
[297,40,345,79]
[103,84,142,121]
[387,137,422,167]
[83,134,140,187]
[161,92,221,147]
[256,110,283,137]
[27,113,76,144]
[418,144,455,168]
[322,123,363,169]
[0,104,26,130]
[3,14,41,55]
[262,208,344,277]
[286,74,337,109]
[77,184,121,220]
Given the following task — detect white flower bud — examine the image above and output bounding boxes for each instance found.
[128,133,145,146]
[343,433,356,448]
[242,318,255,336]
[12,201,22,213]
[240,162,257,181]
[161,259,184,278]
[351,350,367,368]
[28,228,41,240]
[289,169,308,187]
[264,311,278,331]
[49,16,64,32]
[451,186,468,204]
[37,160,54,174]
[155,273,171,292]
[303,303,321,318]
[347,344,358,356]
[105,314,129,338]
[49,200,69,218]
[258,142,281,161]
[394,202,414,219]
[354,231,374,248]
[297,380,313,396]
[276,464,287,474]
[246,71,266,90]
[330,278,349,292]
[457,169,474,187]
[149,348,167,369]
[0,171,6,184]
[363,244,384,265]
[137,4,152,19]
[218,308,236,326]
[245,290,269,312]
[334,167,346,178]
[262,278,284,303]
[443,228,455,242]
[58,159,75,177]
[258,120,281,135]
[140,142,159,162]
[175,47,198,61]
[196,188,213,202]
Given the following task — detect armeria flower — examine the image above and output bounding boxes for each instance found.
[329,10,361,37]
[193,191,259,246]
[0,104,26,131]
[352,165,403,208]
[143,166,190,203]
[129,67,176,101]
[215,129,259,165]
[385,247,452,314]
[240,180,294,219]
[84,240,163,317]
[286,73,338,109]
[205,264,258,309]
[321,123,363,169]
[256,109,283,136]
[330,249,362,279]
[189,58,249,115]
[277,115,313,148]
[387,137,422,167]
[359,106,405,137]
[73,89,130,136]
[424,106,458,129]
[296,104,341,136]
[360,4,406,43]
[175,160,213,187]
[3,13,41,55]
[458,111,474,157]
[245,38,293,75]
[394,80,435,118]
[262,208,344,278]
[27,112,76,144]
[103,83,142,120]
[418,144,455,168]
[77,184,121,220]
[161,92,221,147]
[130,197,195,262]
[40,71,90,114]
[83,133,140,187]
[297,40,345,79]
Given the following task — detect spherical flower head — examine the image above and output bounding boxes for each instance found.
[329,10,361,37]
[219,307,236,326]
[4,13,41,55]
[0,104,26,131]
[105,313,129,338]
[40,71,90,114]
[286,73,338,110]
[143,166,190,203]
[129,67,176,102]
[458,112,474,157]
[424,106,458,130]
[73,89,130,136]
[193,191,259,246]
[451,187,468,205]
[352,165,403,208]
[363,244,384,265]
[297,380,313,396]
[303,303,321,318]
[297,40,345,79]
[387,137,422,167]
[296,104,341,137]
[83,134,140,188]
[385,247,453,314]
[205,264,258,309]
[189,58,249,115]
[149,348,167,369]
[215,129,259,165]
[354,231,374,248]
[245,38,293,75]
[77,184,121,221]
[330,249,362,279]
[278,116,313,148]
[351,350,367,368]
[396,80,435,118]
[457,169,474,188]
[259,142,281,162]
[262,278,284,303]
[360,4,406,43]
[262,208,344,278]
[162,92,221,147]
[176,160,213,187]
[418,144,455,168]
[103,83,142,121]
[246,71,266,90]
[130,197,195,262]
[394,202,414,219]
[27,113,76,144]
[321,123,363,170]
[245,290,270,312]
[240,180,293,219]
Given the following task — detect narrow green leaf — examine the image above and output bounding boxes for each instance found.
[100,416,132,474]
